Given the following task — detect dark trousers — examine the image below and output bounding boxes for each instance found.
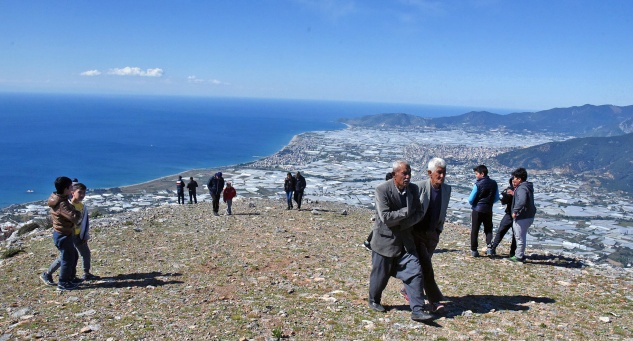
[52,231,78,283]
[211,193,221,213]
[471,210,493,251]
[177,190,185,204]
[294,190,304,209]
[492,213,516,256]
[413,229,444,303]
[189,191,197,204]
[369,251,426,314]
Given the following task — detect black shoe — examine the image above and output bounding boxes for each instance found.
[368,301,386,312]
[83,272,100,281]
[363,240,372,251]
[411,311,434,322]
[71,277,84,284]
[57,281,79,291]
[40,272,55,286]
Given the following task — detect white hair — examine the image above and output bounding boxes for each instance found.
[392,160,410,172]
[427,157,447,172]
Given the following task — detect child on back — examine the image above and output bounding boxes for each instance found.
[41,182,98,289]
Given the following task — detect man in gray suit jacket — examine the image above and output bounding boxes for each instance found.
[368,161,433,322]
[408,157,452,313]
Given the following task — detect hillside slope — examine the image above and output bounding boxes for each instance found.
[496,133,633,194]
[1,199,631,340]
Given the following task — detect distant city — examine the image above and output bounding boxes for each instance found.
[3,127,632,267]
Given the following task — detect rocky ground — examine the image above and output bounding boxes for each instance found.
[1,198,632,340]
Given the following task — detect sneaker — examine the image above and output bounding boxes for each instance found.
[71,277,84,284]
[57,281,79,291]
[40,272,55,286]
[471,250,479,257]
[429,302,445,313]
[411,311,434,322]
[509,256,525,263]
[400,287,410,302]
[83,272,100,281]
[363,240,372,251]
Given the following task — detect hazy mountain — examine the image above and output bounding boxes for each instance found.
[340,104,633,137]
[496,133,633,194]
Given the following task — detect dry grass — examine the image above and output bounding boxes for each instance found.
[1,198,631,340]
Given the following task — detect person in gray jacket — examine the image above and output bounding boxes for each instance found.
[510,168,536,262]
[368,161,433,322]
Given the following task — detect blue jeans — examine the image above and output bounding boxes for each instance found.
[226,199,233,214]
[285,191,294,208]
[51,231,78,282]
[49,233,91,276]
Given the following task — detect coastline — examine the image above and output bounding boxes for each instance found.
[2,127,633,267]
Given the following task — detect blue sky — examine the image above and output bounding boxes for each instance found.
[1,0,632,111]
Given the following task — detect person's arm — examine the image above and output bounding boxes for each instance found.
[468,184,478,205]
[512,186,527,218]
[493,183,500,204]
[375,187,408,229]
[60,201,82,226]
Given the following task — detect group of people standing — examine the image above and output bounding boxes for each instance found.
[175,173,236,215]
[366,158,536,322]
[468,165,536,262]
[284,172,306,210]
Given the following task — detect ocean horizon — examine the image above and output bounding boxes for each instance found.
[0,92,519,209]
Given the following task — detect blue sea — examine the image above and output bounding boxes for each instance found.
[0,93,516,209]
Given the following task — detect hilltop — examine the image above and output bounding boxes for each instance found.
[1,198,631,340]
[339,104,633,137]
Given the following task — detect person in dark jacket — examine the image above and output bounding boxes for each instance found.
[510,168,536,262]
[284,172,296,210]
[294,172,306,210]
[187,177,198,204]
[468,164,498,257]
[208,172,225,216]
[176,176,186,204]
[490,177,519,257]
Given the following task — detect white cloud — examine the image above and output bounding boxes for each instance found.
[80,70,102,76]
[108,67,163,77]
[188,76,229,85]
[187,75,205,84]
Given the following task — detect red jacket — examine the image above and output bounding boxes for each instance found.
[223,187,236,202]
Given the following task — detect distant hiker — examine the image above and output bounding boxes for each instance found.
[510,168,536,262]
[223,181,237,215]
[284,172,296,210]
[294,172,306,210]
[368,161,433,322]
[397,157,451,313]
[42,176,83,291]
[208,172,225,216]
[187,176,198,204]
[468,164,499,257]
[42,182,99,288]
[489,177,519,257]
[176,176,186,204]
[364,172,394,250]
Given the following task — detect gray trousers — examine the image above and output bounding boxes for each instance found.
[369,251,426,314]
[513,218,534,259]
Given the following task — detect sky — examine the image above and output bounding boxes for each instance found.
[1,0,632,111]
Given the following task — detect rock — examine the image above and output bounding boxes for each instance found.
[9,308,31,319]
[599,316,611,323]
[341,209,348,215]
[80,326,92,333]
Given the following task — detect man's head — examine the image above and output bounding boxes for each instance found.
[427,157,447,189]
[190,177,194,180]
[512,167,528,184]
[54,176,73,196]
[391,160,411,190]
[473,164,488,179]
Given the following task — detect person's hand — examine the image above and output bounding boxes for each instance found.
[512,213,517,220]
[508,189,514,195]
